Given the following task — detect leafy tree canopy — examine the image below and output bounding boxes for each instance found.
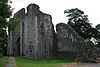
[64,8,100,40]
[95,24,100,47]
[0,0,12,52]
[95,24,100,31]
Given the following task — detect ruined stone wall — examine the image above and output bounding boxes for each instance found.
[23,4,39,58]
[8,4,96,60]
[56,23,96,62]
[13,8,25,56]
[8,4,54,58]
[37,12,53,58]
[7,8,25,56]
[24,4,54,58]
[56,23,85,58]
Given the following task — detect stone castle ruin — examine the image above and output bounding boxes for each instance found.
[7,4,97,62]
[56,23,96,62]
[56,23,85,58]
[8,4,54,58]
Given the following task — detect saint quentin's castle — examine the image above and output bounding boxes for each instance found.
[7,4,99,62]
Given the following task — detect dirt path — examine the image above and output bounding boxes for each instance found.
[4,57,16,67]
[63,62,100,67]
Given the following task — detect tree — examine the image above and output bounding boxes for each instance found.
[8,18,20,32]
[95,24,100,32]
[95,24,100,40]
[0,0,12,54]
[95,24,100,47]
[64,8,99,40]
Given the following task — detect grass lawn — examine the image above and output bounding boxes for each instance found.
[0,56,9,67]
[15,56,75,67]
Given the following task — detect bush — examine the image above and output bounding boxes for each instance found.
[0,56,8,67]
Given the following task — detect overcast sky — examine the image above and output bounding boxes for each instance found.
[10,0,100,27]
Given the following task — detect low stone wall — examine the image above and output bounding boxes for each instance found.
[56,51,79,59]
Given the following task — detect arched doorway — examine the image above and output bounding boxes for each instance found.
[15,37,20,56]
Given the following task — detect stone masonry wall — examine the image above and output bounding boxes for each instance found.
[8,4,54,59]
[56,23,85,58]
[56,23,97,62]
[7,8,25,56]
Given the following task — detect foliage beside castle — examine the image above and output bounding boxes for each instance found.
[7,4,99,62]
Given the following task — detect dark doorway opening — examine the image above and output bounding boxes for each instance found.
[15,37,20,56]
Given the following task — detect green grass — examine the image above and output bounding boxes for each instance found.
[15,56,74,67]
[0,56,9,67]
